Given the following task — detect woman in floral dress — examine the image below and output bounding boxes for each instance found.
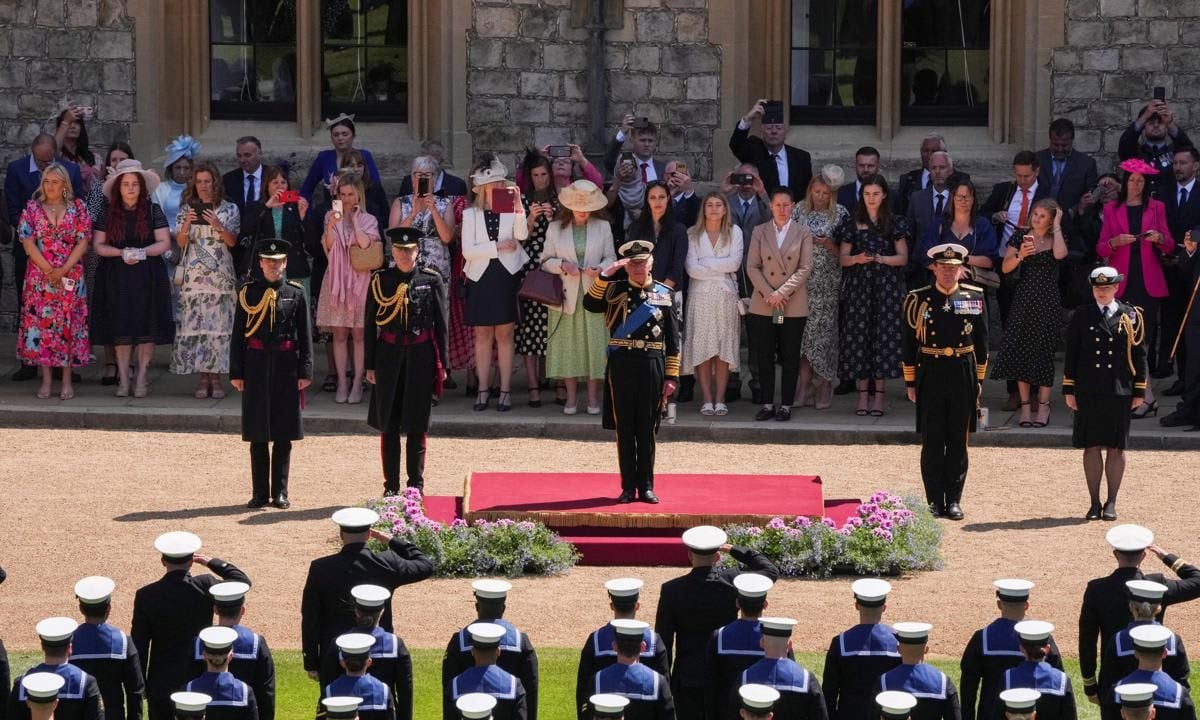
[16,163,91,399]
[172,162,241,399]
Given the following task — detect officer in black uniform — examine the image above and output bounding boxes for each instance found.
[230,237,314,510]
[582,239,681,504]
[1063,266,1147,520]
[655,526,779,720]
[1100,580,1191,694]
[365,227,449,495]
[193,583,275,720]
[1078,523,1200,712]
[132,532,251,720]
[576,579,670,720]
[902,242,989,520]
[301,508,433,683]
[70,576,145,720]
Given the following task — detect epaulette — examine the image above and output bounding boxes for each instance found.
[960,282,984,292]
[420,266,443,279]
[907,285,931,297]
[286,280,304,290]
[653,281,673,294]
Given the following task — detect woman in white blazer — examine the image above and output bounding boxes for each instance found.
[461,156,529,412]
[537,180,616,414]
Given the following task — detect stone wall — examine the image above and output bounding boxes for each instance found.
[466,0,721,179]
[1051,0,1200,173]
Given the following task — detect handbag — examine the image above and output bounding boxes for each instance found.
[349,240,384,272]
[518,268,564,307]
[965,266,1001,289]
[173,242,188,287]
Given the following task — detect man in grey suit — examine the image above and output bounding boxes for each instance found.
[1037,118,1099,215]
[904,151,955,290]
[724,164,771,404]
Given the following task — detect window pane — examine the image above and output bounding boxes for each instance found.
[790,0,877,125]
[322,0,408,121]
[209,0,297,119]
[901,0,989,125]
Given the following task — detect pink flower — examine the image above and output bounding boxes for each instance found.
[785,528,803,538]
[767,518,786,530]
[795,516,813,528]
[822,517,837,528]
[747,527,763,536]
[838,526,855,536]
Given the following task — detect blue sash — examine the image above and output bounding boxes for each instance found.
[608,301,658,355]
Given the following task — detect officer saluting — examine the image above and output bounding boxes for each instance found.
[365,228,448,496]
[902,242,988,520]
[230,237,314,510]
[70,576,146,720]
[583,239,681,504]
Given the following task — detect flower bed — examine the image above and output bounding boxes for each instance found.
[366,489,580,577]
[721,492,943,577]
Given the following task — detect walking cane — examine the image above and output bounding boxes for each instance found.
[1170,273,1200,360]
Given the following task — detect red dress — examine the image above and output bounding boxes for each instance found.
[16,199,92,367]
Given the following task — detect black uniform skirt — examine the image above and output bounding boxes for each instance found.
[1072,392,1132,449]
[465,259,520,326]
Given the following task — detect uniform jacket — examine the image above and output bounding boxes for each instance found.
[877,663,962,720]
[1096,199,1176,297]
[316,626,413,720]
[738,658,828,720]
[728,125,813,200]
[186,671,258,720]
[461,207,530,281]
[703,618,774,720]
[442,619,538,720]
[538,218,617,314]
[1111,669,1196,720]
[444,665,526,720]
[325,673,393,720]
[959,618,1062,720]
[746,220,815,317]
[823,624,902,720]
[1063,302,1148,399]
[998,661,1075,720]
[590,663,675,720]
[70,621,145,720]
[1037,148,1099,212]
[1102,620,1190,692]
[576,625,670,720]
[8,662,103,720]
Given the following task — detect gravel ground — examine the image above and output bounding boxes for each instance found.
[1,429,1197,660]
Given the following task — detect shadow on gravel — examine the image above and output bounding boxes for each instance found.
[237,506,344,525]
[113,505,251,522]
[960,516,1091,532]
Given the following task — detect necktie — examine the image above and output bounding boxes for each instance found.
[1052,160,1064,196]
[640,163,649,184]
[934,193,945,217]
[1017,188,1030,227]
[245,174,255,205]
[1181,187,1189,207]
[742,200,752,220]
[1102,306,1110,318]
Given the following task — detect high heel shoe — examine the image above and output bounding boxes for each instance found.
[1132,399,1158,419]
[473,391,490,411]
[1031,401,1051,428]
[1018,401,1033,427]
[855,391,869,416]
[497,390,512,412]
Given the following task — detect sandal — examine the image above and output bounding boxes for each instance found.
[59,387,75,400]
[1032,401,1051,428]
[473,391,490,411]
[101,363,118,386]
[321,374,338,393]
[855,391,869,416]
[36,387,52,400]
[1018,401,1033,427]
[210,381,226,400]
[497,390,512,412]
[194,380,210,399]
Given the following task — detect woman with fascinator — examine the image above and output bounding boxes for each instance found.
[299,114,383,203]
[152,135,201,320]
[1096,157,1175,419]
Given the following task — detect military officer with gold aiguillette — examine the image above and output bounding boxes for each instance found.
[583,239,681,505]
[902,243,989,521]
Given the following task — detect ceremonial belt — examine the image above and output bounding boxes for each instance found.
[380,329,432,346]
[608,339,664,351]
[919,345,974,357]
[608,299,659,357]
[247,339,295,351]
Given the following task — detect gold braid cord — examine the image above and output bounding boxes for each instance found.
[1121,307,1146,374]
[238,286,276,338]
[604,291,629,330]
[903,293,929,344]
[371,274,410,327]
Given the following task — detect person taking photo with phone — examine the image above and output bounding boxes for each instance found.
[246,166,311,288]
[1118,96,1192,198]
[730,99,813,201]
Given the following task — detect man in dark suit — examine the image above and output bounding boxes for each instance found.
[730,99,813,200]
[396,141,469,198]
[1037,118,1099,214]
[3,133,86,381]
[131,531,251,720]
[1158,145,1200,390]
[1118,98,1193,199]
[906,151,955,264]
[837,146,882,212]
[655,526,779,720]
[893,133,970,216]
[665,160,699,227]
[604,115,666,181]
[222,136,264,275]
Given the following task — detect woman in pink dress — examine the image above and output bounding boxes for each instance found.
[316,173,379,404]
[16,163,92,399]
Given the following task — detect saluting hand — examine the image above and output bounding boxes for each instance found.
[369,527,393,543]
[1147,543,1168,559]
[193,554,212,567]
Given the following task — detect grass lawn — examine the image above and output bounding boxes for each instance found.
[10,648,1197,720]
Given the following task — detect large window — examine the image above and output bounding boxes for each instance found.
[790,0,877,125]
[900,0,989,125]
[209,0,297,119]
[321,0,408,121]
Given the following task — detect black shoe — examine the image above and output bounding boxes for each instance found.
[928,502,943,518]
[246,497,269,509]
[618,491,636,504]
[11,365,36,381]
[1102,500,1117,521]
[749,379,762,405]
[1132,400,1158,419]
[101,363,118,386]
[1086,503,1102,520]
[640,490,660,504]
[775,406,791,421]
[755,406,775,421]
[443,375,458,390]
[677,389,694,403]
[945,503,964,520]
[1164,380,1185,396]
[473,392,490,411]
[272,495,290,509]
[383,487,400,497]
[497,391,512,412]
[1160,411,1193,427]
[1185,425,1200,432]
[833,379,855,395]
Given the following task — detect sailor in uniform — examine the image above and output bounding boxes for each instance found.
[704,574,776,720]
[739,685,782,720]
[877,692,919,720]
[1113,681,1196,720]
[323,634,393,720]
[442,582,537,720]
[172,692,212,720]
[443,624,527,720]
[318,586,413,720]
[70,576,145,720]
[576,579,669,720]
[1103,581,1190,695]
[589,694,629,720]
[322,697,364,720]
[823,580,902,720]
[582,239,682,503]
[960,579,1063,720]
[230,237,313,510]
[20,673,66,720]
[587,620,674,720]
[998,622,1075,720]
[876,623,962,720]
[994,689,1041,720]
[7,618,103,720]
[1111,626,1196,720]
[190,583,274,720]
[737,617,827,720]
[365,227,448,495]
[902,242,989,520]
[184,627,258,720]
[458,694,499,720]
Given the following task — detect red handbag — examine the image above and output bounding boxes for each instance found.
[518,268,564,307]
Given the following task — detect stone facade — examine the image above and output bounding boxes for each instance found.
[1051,0,1200,172]
[466,0,722,179]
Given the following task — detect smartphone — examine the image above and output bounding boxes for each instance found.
[762,100,785,124]
[61,277,77,292]
[620,151,635,166]
[674,162,689,177]
[1154,86,1166,101]
[633,116,652,129]
[280,190,300,204]
[332,199,344,218]
[732,173,755,186]
[1022,234,1035,246]
[79,106,95,121]
[417,177,430,197]
[490,187,516,214]
[548,145,571,159]
[191,202,211,225]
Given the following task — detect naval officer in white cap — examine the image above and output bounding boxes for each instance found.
[444,623,527,720]
[184,626,258,720]
[132,531,250,720]
[704,573,776,720]
[1079,524,1200,712]
[191,582,274,720]
[443,582,537,720]
[655,525,779,720]
[960,580,1063,720]
[824,579,902,720]
[301,508,432,683]
[1110,625,1195,720]
[1000,621,1074,720]
[8,617,104,720]
[1102,581,1190,700]
[576,579,669,720]
[70,576,146,720]
[876,623,961,720]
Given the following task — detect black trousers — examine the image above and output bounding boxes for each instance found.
[1179,322,1200,422]
[609,351,664,493]
[250,440,292,500]
[1160,267,1187,374]
[381,432,426,493]
[1131,295,1162,374]
[916,360,976,509]
[747,314,805,407]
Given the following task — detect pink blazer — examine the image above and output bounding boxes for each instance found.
[1096,198,1176,298]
